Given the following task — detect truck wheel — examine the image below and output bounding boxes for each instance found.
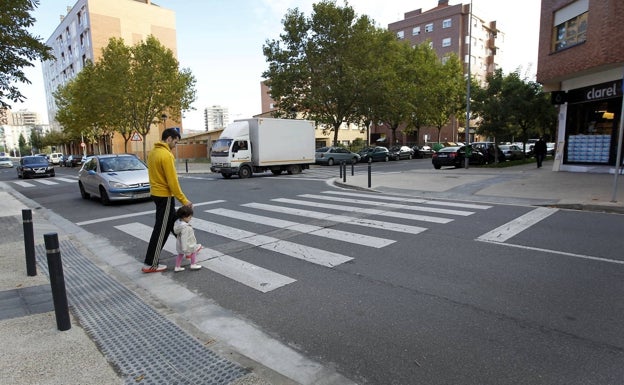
[221,173,232,179]
[327,158,334,166]
[238,166,252,179]
[287,165,301,175]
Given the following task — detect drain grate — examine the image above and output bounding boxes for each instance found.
[36,240,247,385]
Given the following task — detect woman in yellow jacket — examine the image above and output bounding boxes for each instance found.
[142,128,193,273]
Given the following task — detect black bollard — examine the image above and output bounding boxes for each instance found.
[185,159,188,173]
[44,233,71,331]
[342,161,346,183]
[22,209,36,276]
[351,161,354,176]
[339,161,343,179]
[368,158,372,188]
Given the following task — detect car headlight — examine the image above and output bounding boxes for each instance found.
[109,181,129,188]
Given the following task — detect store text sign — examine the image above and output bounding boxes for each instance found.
[568,80,623,104]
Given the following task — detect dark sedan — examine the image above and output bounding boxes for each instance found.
[358,146,390,162]
[388,146,414,160]
[432,146,485,169]
[17,156,55,178]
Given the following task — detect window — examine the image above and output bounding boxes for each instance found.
[442,38,451,47]
[412,26,420,35]
[397,30,404,40]
[442,19,452,28]
[552,0,589,51]
[425,23,433,32]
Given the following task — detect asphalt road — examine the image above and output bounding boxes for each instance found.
[2,161,623,385]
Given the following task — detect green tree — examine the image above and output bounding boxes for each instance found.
[263,0,386,145]
[128,35,196,159]
[18,133,27,155]
[420,53,464,143]
[472,69,557,156]
[0,0,53,108]
[29,129,44,153]
[54,36,196,159]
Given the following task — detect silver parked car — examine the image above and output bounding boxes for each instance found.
[78,154,150,205]
[315,146,360,166]
[0,156,14,168]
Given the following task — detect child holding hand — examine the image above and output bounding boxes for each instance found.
[173,205,202,272]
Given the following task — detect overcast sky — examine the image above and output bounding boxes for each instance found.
[15,0,540,130]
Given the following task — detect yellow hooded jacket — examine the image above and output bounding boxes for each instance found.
[147,142,190,205]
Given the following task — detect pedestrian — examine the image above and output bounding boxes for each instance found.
[534,137,547,168]
[142,128,192,273]
[173,205,202,272]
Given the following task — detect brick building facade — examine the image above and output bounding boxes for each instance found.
[537,0,624,172]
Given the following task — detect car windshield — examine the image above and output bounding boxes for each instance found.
[99,157,146,172]
[315,147,330,153]
[211,139,233,155]
[24,156,47,164]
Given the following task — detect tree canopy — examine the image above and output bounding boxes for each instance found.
[472,69,557,150]
[263,0,393,145]
[54,35,196,159]
[0,0,53,108]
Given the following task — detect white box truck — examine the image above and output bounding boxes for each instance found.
[210,118,315,179]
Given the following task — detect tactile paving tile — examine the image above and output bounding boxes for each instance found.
[36,241,248,385]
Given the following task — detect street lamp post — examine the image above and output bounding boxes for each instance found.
[464,0,473,169]
[161,113,168,131]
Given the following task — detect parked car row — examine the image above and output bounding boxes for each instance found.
[314,145,440,166]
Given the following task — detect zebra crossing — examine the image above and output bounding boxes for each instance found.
[111,190,493,293]
[11,176,78,188]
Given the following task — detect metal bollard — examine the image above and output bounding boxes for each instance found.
[22,209,37,276]
[339,161,343,179]
[351,161,354,176]
[44,233,71,331]
[185,159,188,173]
[342,161,346,183]
[368,158,372,188]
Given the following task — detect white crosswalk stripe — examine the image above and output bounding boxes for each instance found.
[32,179,59,185]
[191,218,353,267]
[13,181,36,188]
[322,190,492,210]
[298,194,475,216]
[272,198,453,223]
[241,202,428,235]
[115,222,296,293]
[205,208,395,248]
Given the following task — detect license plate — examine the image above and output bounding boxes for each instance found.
[35,169,45,173]
[134,193,150,199]
[437,154,447,158]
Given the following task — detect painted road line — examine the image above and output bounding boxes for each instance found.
[192,218,353,268]
[76,200,226,226]
[299,194,474,216]
[323,190,492,210]
[206,208,395,248]
[54,177,78,183]
[13,181,36,188]
[273,198,452,224]
[478,240,624,266]
[33,179,59,185]
[477,207,558,243]
[115,222,295,292]
[242,202,428,235]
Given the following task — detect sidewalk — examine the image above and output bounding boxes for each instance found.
[333,159,624,214]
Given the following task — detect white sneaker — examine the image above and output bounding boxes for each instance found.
[174,266,185,272]
[189,264,202,270]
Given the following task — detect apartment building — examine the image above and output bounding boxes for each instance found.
[537,0,624,173]
[387,0,503,144]
[41,0,177,156]
[204,105,230,132]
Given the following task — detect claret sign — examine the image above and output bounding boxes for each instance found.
[567,79,623,104]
